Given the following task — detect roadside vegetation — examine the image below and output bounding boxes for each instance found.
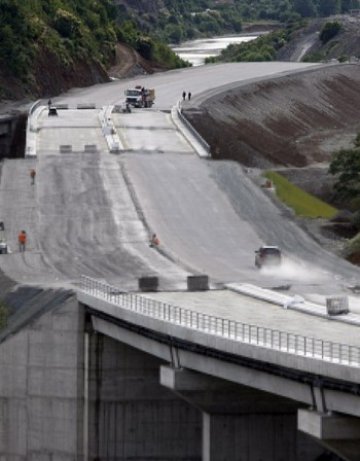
[203,0,357,64]
[0,301,9,330]
[207,17,346,64]
[329,133,360,261]
[264,171,338,218]
[206,23,303,63]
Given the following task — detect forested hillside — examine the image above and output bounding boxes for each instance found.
[116,0,359,43]
[1,0,359,100]
[0,0,185,100]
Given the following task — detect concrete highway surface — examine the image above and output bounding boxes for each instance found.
[1,61,360,310]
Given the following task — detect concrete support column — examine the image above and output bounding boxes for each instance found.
[298,409,360,461]
[202,412,211,461]
[161,366,324,461]
[83,331,90,461]
[87,332,202,460]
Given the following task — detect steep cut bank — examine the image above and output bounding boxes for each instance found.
[184,64,360,168]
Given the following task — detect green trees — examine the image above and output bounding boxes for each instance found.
[329,138,360,202]
[206,25,301,64]
[319,21,341,43]
[0,0,119,81]
[53,9,82,38]
[293,0,316,17]
[318,0,341,16]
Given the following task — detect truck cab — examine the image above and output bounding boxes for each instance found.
[125,89,143,107]
[125,87,155,108]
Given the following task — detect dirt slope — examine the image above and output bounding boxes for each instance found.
[278,15,360,62]
[184,64,360,168]
[108,43,166,79]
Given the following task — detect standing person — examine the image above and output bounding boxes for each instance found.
[188,92,192,100]
[18,230,27,252]
[182,91,186,101]
[47,98,52,108]
[30,169,36,185]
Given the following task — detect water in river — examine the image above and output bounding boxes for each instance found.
[172,34,258,67]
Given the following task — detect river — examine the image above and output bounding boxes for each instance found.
[171,34,259,66]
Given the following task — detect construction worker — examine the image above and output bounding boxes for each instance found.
[149,233,160,248]
[18,230,27,252]
[30,169,36,185]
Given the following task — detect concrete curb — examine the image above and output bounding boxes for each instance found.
[171,101,211,158]
[25,100,43,158]
[98,106,123,153]
[227,283,360,327]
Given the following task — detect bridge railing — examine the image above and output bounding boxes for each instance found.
[79,276,360,368]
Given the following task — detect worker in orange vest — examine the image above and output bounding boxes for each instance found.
[18,230,27,252]
[30,169,36,185]
[149,233,160,247]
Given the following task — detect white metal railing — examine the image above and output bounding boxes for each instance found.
[79,276,360,368]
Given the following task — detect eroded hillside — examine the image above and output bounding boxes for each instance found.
[184,64,360,168]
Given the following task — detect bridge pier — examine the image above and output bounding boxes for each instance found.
[86,329,202,460]
[160,366,325,460]
[298,409,360,461]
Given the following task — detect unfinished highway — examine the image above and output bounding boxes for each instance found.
[1,62,360,297]
[1,62,360,460]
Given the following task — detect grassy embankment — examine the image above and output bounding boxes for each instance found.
[264,171,337,218]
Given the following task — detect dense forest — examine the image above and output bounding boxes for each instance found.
[0,0,185,99]
[116,0,360,43]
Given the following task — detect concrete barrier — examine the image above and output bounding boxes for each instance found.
[171,101,210,158]
[59,145,72,153]
[98,106,123,153]
[326,296,349,316]
[187,275,209,291]
[84,144,97,153]
[55,104,69,110]
[138,276,159,292]
[77,103,96,110]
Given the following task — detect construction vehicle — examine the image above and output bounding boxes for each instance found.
[0,222,8,254]
[255,245,281,268]
[125,86,155,108]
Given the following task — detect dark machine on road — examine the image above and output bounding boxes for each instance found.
[255,245,282,268]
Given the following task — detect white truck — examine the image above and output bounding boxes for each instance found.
[125,86,155,108]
